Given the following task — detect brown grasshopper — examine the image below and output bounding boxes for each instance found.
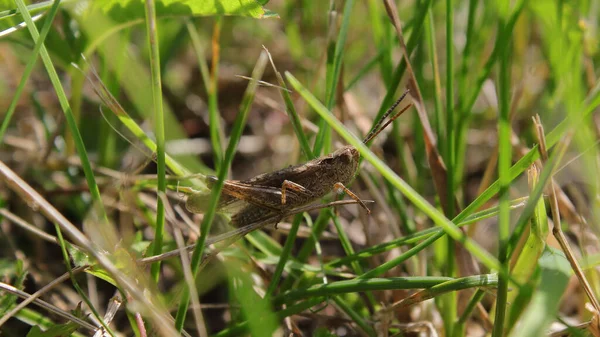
[141,91,412,264]
[81,58,410,260]
[185,90,411,230]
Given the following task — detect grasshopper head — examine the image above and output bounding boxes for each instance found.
[330,146,360,175]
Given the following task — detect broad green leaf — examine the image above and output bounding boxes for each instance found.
[89,0,277,22]
[0,0,276,35]
[227,259,278,337]
[509,247,571,337]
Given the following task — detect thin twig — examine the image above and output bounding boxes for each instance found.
[0,159,181,336]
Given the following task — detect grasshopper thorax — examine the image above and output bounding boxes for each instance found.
[326,145,360,184]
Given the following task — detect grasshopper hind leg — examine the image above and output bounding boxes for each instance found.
[281,180,310,204]
[333,182,371,214]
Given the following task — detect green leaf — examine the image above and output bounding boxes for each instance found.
[89,0,276,22]
[509,247,571,337]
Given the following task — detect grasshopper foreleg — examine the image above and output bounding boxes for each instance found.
[281,180,310,204]
[333,182,371,214]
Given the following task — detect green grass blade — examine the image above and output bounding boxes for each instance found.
[186,18,224,169]
[326,198,526,268]
[443,0,457,333]
[286,72,502,272]
[0,0,61,144]
[493,1,513,334]
[174,51,268,332]
[265,48,313,159]
[143,0,167,284]
[274,276,454,305]
[14,0,108,224]
[505,167,548,332]
[508,248,571,337]
[390,274,498,308]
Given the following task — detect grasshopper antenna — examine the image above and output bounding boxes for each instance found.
[362,89,411,145]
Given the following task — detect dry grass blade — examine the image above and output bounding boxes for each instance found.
[533,115,600,313]
[0,281,97,332]
[93,295,123,337]
[0,159,180,336]
[0,208,61,245]
[382,0,480,280]
[381,0,451,214]
[0,266,89,328]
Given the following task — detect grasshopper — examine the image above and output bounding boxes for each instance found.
[80,58,410,260]
[141,91,412,264]
[185,90,411,231]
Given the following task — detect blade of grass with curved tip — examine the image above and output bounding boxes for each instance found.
[286,72,502,273]
[173,51,268,332]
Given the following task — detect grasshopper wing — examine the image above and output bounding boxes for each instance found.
[185,192,248,215]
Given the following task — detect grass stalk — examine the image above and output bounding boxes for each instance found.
[174,51,268,332]
[143,0,167,284]
[425,8,444,147]
[493,1,513,334]
[14,0,108,224]
[286,72,502,272]
[209,17,224,170]
[0,0,61,144]
[443,0,457,333]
